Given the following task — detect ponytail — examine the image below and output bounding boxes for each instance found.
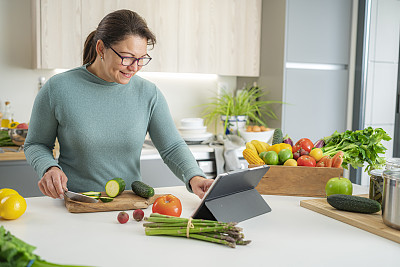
[83,30,97,65]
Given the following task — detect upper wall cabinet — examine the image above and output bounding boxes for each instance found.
[178,0,262,76]
[33,0,261,76]
[33,0,82,69]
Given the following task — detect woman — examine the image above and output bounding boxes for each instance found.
[24,10,213,199]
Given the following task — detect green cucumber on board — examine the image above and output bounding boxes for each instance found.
[131,181,155,198]
[99,196,114,203]
[105,178,126,198]
[272,128,283,145]
[327,194,381,214]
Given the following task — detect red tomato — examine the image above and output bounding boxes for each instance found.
[295,138,314,153]
[152,194,182,217]
[297,155,316,167]
[292,144,301,153]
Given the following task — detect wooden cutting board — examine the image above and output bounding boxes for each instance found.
[300,196,400,244]
[64,191,163,213]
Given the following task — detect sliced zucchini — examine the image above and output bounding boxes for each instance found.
[81,191,102,197]
[99,197,114,203]
[105,178,126,198]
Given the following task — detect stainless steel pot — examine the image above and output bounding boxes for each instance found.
[382,170,400,230]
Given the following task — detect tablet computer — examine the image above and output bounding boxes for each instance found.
[191,165,271,222]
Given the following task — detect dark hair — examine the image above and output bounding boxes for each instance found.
[83,9,156,65]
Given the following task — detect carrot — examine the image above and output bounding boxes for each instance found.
[325,157,333,167]
[332,151,344,168]
[316,156,332,167]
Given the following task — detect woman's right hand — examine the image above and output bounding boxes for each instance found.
[38,166,68,199]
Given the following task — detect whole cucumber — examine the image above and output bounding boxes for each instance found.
[327,194,381,214]
[131,181,155,198]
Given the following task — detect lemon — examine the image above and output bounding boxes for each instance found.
[0,188,19,202]
[0,194,27,220]
[284,159,298,166]
[309,148,324,161]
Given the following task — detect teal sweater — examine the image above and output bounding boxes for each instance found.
[24,65,206,192]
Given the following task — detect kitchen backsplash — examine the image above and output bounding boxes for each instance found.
[0,65,236,130]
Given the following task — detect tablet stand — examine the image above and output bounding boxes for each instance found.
[193,166,272,222]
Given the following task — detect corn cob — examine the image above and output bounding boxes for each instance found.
[245,142,258,155]
[250,140,268,154]
[242,148,265,165]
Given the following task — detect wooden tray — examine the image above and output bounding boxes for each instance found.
[64,190,162,213]
[300,196,400,244]
[250,165,343,197]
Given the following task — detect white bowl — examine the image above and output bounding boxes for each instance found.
[239,128,274,143]
[180,118,204,128]
[181,132,213,142]
[178,126,207,135]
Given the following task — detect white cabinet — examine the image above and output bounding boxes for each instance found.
[178,0,262,76]
[33,0,261,76]
[368,0,400,63]
[33,0,82,69]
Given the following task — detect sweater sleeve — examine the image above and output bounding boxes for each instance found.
[24,79,61,178]
[148,88,207,192]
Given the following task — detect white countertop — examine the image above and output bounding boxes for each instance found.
[1,185,399,267]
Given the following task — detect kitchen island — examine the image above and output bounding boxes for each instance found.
[0,144,224,195]
[1,186,399,267]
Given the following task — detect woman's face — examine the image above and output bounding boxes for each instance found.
[100,35,148,84]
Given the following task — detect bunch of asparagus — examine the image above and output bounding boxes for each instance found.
[143,213,251,248]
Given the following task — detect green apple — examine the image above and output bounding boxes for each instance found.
[325,177,353,196]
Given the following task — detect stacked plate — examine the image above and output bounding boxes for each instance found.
[178,118,213,142]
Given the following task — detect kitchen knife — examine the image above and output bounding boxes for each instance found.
[64,191,99,203]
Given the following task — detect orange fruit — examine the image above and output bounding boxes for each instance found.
[0,194,27,220]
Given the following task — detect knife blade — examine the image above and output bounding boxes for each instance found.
[64,191,99,203]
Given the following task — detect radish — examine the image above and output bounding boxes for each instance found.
[117,211,129,224]
[132,209,144,221]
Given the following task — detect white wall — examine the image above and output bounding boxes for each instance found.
[361,0,400,185]
[0,0,235,131]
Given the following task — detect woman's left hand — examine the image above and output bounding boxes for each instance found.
[189,176,214,199]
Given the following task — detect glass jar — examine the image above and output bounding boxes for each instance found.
[386,158,400,170]
[369,169,384,204]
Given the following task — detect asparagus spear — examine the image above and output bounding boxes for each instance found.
[143,213,251,248]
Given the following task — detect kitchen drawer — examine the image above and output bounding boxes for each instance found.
[0,160,42,197]
[197,160,216,174]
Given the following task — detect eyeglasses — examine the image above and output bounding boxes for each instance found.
[109,47,152,66]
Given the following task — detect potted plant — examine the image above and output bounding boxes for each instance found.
[201,83,283,135]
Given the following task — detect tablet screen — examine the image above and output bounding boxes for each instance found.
[191,165,269,220]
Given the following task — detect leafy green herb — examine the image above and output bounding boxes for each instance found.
[200,85,284,134]
[0,130,14,146]
[0,226,92,267]
[322,127,391,174]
